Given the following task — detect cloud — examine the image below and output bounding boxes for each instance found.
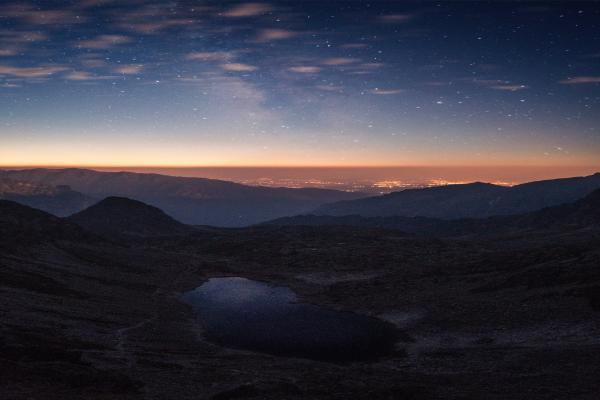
[369,88,404,95]
[490,84,528,91]
[425,81,452,87]
[114,5,195,34]
[470,78,503,85]
[221,63,258,72]
[288,66,321,74]
[65,71,113,81]
[256,29,298,41]
[74,0,115,9]
[178,73,277,129]
[559,76,600,85]
[341,43,368,49]
[113,64,144,75]
[222,3,272,17]
[379,14,414,23]
[122,20,193,34]
[0,64,66,78]
[0,30,48,44]
[360,62,385,69]
[316,85,344,92]
[75,35,132,49]
[470,78,528,91]
[180,73,266,103]
[79,57,107,68]
[0,49,18,56]
[322,57,360,66]
[186,51,236,62]
[0,4,84,25]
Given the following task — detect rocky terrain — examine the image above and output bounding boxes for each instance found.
[1,194,600,399]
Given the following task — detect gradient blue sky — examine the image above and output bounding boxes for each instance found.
[1,1,599,167]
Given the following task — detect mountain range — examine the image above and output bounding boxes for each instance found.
[0,177,94,217]
[0,168,365,226]
[267,187,600,237]
[314,173,600,219]
[2,169,600,229]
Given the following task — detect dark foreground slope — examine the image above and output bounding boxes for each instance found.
[267,188,600,237]
[1,200,600,399]
[0,168,365,226]
[69,197,193,239]
[315,173,600,219]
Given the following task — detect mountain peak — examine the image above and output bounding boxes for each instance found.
[93,196,153,208]
[68,196,192,238]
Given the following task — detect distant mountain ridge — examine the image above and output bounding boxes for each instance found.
[0,168,365,227]
[0,177,94,217]
[68,197,193,238]
[267,188,600,236]
[314,173,600,219]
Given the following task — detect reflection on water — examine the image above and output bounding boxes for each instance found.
[181,277,399,362]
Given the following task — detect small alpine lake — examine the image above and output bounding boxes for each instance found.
[181,277,400,362]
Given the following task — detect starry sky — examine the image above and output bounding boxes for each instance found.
[1,1,599,167]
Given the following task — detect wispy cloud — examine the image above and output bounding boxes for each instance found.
[73,0,115,9]
[490,84,528,91]
[256,29,298,42]
[369,88,404,95]
[0,49,18,56]
[0,4,85,25]
[65,71,113,81]
[322,57,360,66]
[379,14,414,24]
[177,73,278,128]
[122,20,193,34]
[316,85,344,92]
[341,43,368,49]
[0,30,48,44]
[115,5,195,34]
[0,64,66,78]
[221,63,258,72]
[559,76,600,84]
[75,35,132,49]
[288,66,321,74]
[222,3,272,17]
[113,64,144,75]
[180,73,266,103]
[360,62,385,69]
[79,56,107,68]
[186,51,237,62]
[470,78,528,91]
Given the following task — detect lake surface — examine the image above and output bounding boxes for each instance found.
[181,277,399,362]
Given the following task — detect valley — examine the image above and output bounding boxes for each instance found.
[1,193,599,399]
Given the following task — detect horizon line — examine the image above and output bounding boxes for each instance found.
[2,164,600,170]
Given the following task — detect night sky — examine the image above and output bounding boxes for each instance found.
[1,1,599,167]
